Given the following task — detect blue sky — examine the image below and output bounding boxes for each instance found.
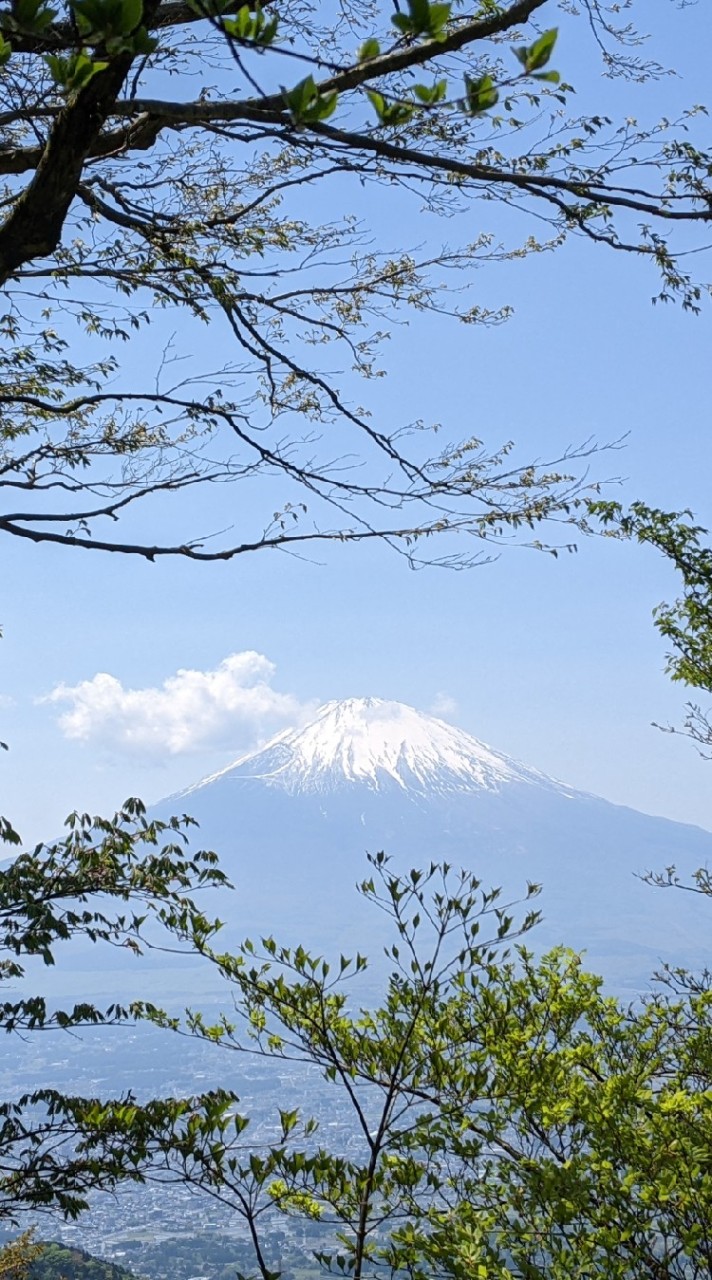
[3,0,712,845]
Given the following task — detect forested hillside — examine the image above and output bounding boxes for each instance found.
[29,1244,140,1280]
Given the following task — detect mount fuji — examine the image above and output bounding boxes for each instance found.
[183,698,560,797]
[150,698,712,990]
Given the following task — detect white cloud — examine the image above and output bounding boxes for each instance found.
[430,692,458,718]
[42,651,315,759]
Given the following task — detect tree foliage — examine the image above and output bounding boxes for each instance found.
[104,854,712,1280]
[590,500,712,906]
[0,0,709,563]
[3,786,712,1273]
[0,798,233,1222]
[0,1233,43,1280]
[594,501,712,757]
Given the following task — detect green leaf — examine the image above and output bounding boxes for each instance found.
[9,0,58,31]
[358,36,380,62]
[68,0,157,45]
[129,25,158,51]
[464,72,498,115]
[279,1108,299,1135]
[391,0,450,39]
[45,49,108,92]
[526,26,557,71]
[413,78,447,105]
[427,0,450,38]
[409,0,430,30]
[44,52,67,83]
[313,89,338,120]
[260,14,278,43]
[118,0,142,30]
[235,4,252,35]
[285,74,317,116]
[391,12,413,34]
[33,3,57,28]
[514,27,558,74]
[366,88,385,120]
[284,76,337,124]
[69,0,116,34]
[223,2,278,43]
[369,91,414,126]
[73,9,93,32]
[0,34,11,65]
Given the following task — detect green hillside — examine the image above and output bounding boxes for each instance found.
[29,1244,140,1280]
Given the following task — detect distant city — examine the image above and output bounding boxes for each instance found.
[3,1016,360,1277]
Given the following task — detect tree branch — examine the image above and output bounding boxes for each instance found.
[0,51,140,283]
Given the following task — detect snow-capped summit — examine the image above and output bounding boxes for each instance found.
[157,695,712,991]
[183,697,563,797]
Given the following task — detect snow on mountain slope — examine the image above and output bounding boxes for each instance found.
[181,697,570,798]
